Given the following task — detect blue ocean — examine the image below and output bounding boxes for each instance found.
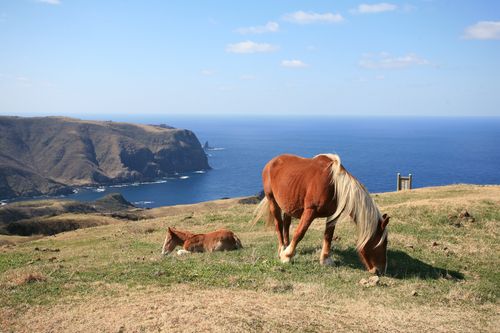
[14,116,500,208]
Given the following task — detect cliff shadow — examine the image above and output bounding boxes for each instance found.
[334,248,464,280]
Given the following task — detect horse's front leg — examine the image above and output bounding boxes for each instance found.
[280,208,316,263]
[178,240,193,256]
[320,219,337,266]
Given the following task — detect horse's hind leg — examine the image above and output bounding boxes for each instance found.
[269,198,286,257]
[280,208,316,263]
[283,213,292,247]
[320,219,337,266]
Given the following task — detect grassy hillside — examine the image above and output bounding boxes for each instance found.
[0,193,140,236]
[0,185,499,332]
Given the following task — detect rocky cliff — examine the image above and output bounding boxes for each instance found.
[0,116,210,199]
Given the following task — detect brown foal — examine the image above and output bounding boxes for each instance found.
[161,227,242,256]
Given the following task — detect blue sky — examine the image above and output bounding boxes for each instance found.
[0,0,499,116]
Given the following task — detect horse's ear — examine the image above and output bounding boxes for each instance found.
[168,227,173,234]
[381,215,390,230]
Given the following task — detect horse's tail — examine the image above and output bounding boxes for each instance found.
[233,234,243,249]
[250,197,273,227]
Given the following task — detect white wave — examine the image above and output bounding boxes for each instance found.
[207,147,225,151]
[179,176,190,179]
[110,184,128,188]
[133,201,155,205]
[0,201,7,206]
[193,170,206,174]
[72,189,79,194]
[94,187,106,192]
[111,179,168,188]
[141,180,168,185]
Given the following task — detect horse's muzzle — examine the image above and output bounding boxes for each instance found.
[370,266,386,276]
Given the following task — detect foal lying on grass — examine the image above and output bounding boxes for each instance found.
[161,227,243,255]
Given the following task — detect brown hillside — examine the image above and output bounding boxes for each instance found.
[0,116,209,199]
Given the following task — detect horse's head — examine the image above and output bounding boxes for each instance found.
[358,213,390,275]
[161,227,183,255]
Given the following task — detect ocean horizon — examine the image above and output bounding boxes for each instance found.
[3,115,499,208]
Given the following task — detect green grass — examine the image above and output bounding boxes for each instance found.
[0,185,499,322]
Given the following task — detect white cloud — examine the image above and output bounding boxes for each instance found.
[281,60,309,68]
[201,69,215,76]
[359,53,430,69]
[463,21,500,40]
[283,11,344,24]
[236,21,279,34]
[226,41,278,54]
[36,0,61,5]
[353,3,397,14]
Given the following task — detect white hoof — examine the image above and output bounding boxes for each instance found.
[279,246,293,263]
[283,245,294,257]
[177,249,190,256]
[280,255,291,263]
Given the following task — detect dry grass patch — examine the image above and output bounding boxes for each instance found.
[1,284,497,333]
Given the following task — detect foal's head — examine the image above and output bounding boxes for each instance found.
[358,214,390,275]
[161,227,184,255]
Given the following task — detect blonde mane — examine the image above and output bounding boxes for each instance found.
[316,154,387,250]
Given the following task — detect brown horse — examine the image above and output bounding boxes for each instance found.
[161,227,242,256]
[251,154,390,275]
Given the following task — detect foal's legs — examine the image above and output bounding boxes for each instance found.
[282,213,292,246]
[320,219,337,266]
[280,208,316,263]
[269,199,286,256]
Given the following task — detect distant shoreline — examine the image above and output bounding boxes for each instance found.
[3,183,499,208]
[0,169,211,205]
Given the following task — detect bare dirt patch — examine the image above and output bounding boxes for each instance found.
[4,271,47,287]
